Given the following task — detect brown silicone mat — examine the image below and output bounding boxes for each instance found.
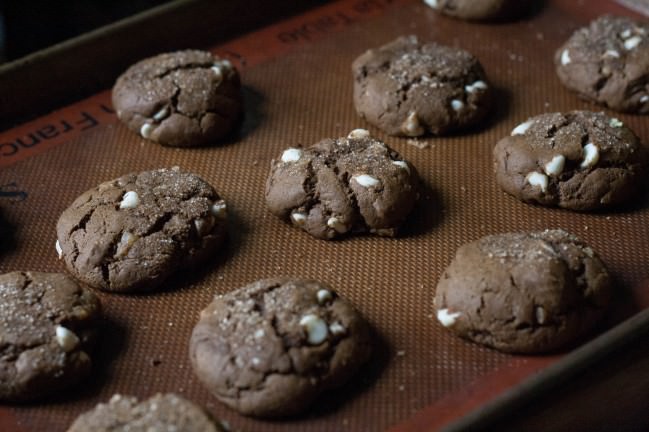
[1,0,649,430]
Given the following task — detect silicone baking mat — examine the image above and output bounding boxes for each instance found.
[1,0,648,430]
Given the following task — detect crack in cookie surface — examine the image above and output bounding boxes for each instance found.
[56,168,227,292]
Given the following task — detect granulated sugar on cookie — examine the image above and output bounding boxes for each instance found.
[555,15,649,114]
[494,111,647,211]
[56,168,228,292]
[353,35,492,136]
[0,271,101,401]
[112,50,242,147]
[434,230,612,353]
[67,393,226,432]
[265,130,419,239]
[190,278,373,417]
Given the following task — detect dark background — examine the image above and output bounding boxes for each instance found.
[0,0,171,62]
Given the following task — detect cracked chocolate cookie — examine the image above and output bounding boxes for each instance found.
[112,49,242,147]
[555,15,649,114]
[67,393,225,432]
[189,278,373,417]
[265,129,419,240]
[352,35,491,136]
[423,0,528,21]
[0,271,100,401]
[494,111,647,211]
[56,168,228,293]
[434,230,612,353]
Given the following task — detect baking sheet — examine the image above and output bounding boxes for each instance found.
[1,0,648,430]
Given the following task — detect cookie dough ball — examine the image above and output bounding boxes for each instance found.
[67,393,225,432]
[56,168,228,293]
[352,35,492,136]
[112,50,242,147]
[555,16,649,114]
[0,271,101,401]
[423,0,528,21]
[494,111,647,211]
[434,230,612,353]
[190,278,373,417]
[265,129,419,240]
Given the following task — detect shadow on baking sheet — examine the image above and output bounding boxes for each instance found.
[164,241,236,295]
[215,85,265,147]
[519,0,549,22]
[0,209,17,256]
[400,180,443,237]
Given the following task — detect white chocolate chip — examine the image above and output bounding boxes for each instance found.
[119,191,140,209]
[392,160,411,175]
[436,309,461,327]
[281,148,303,163]
[153,107,169,122]
[603,49,620,58]
[194,217,215,236]
[316,289,333,304]
[451,99,464,111]
[115,231,138,258]
[290,211,307,226]
[561,49,571,65]
[580,143,599,168]
[544,155,565,176]
[535,306,546,325]
[601,65,612,77]
[511,119,534,136]
[423,0,440,8]
[218,420,232,432]
[347,129,370,139]
[210,200,227,219]
[352,174,380,188]
[251,357,261,366]
[609,118,624,128]
[55,240,63,259]
[641,95,649,103]
[140,123,154,139]
[464,80,488,93]
[621,29,632,39]
[402,111,424,136]
[329,322,346,335]
[624,36,642,50]
[299,314,328,345]
[211,65,223,81]
[220,59,232,70]
[55,325,80,352]
[525,172,548,192]
[327,216,348,234]
[254,329,265,339]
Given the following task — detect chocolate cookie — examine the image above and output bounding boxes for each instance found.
[190,278,373,417]
[352,35,492,136]
[423,0,528,21]
[494,111,647,211]
[555,15,649,114]
[112,50,242,147]
[265,129,419,240]
[67,393,225,432]
[0,271,100,401]
[434,230,612,353]
[56,168,227,293]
